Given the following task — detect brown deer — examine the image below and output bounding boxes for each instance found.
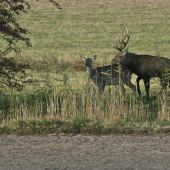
[112,28,170,100]
[81,55,136,94]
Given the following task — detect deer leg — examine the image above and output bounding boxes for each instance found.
[116,80,125,93]
[129,82,136,94]
[161,80,168,92]
[121,84,126,93]
[123,78,136,94]
[121,71,136,94]
[136,77,142,96]
[144,78,150,100]
[98,81,106,95]
[102,80,106,92]
[98,86,102,95]
[115,78,125,93]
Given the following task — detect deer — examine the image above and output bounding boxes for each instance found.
[112,28,170,100]
[81,55,136,95]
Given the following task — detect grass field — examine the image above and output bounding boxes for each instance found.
[1,0,170,135]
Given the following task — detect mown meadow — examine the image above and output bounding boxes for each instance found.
[1,0,170,135]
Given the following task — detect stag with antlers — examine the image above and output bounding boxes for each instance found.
[112,28,170,100]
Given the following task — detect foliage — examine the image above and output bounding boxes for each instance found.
[0,56,34,91]
[0,0,61,55]
[0,0,31,55]
[0,0,61,90]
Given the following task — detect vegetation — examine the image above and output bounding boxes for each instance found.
[0,0,170,136]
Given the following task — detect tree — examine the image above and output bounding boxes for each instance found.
[0,0,61,91]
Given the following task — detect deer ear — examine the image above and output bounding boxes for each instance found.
[122,49,128,56]
[81,56,86,61]
[92,55,97,61]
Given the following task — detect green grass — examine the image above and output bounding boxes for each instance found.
[1,116,170,136]
[7,0,170,62]
[0,0,170,135]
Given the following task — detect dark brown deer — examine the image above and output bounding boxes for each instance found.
[112,28,170,100]
[81,55,136,94]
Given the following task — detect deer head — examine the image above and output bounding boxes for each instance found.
[114,48,129,65]
[81,55,97,76]
[81,55,97,67]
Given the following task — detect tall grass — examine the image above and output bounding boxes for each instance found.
[1,0,170,133]
[0,85,169,124]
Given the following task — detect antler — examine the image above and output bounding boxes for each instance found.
[112,27,130,51]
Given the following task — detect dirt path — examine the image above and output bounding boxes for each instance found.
[0,134,170,170]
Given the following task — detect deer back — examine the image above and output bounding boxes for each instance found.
[92,64,131,86]
[113,49,170,79]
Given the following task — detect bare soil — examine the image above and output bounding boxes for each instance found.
[0,134,170,170]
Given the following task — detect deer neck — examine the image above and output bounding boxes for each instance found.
[86,66,93,78]
[126,53,139,68]
[121,53,130,68]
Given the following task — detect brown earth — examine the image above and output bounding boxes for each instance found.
[0,133,170,170]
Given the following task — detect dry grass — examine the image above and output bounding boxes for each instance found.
[0,0,170,134]
[0,86,170,136]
